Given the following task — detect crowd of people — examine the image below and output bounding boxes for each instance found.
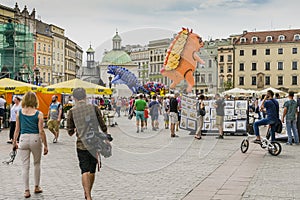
[3,88,300,199]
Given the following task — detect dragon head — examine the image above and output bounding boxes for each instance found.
[107,65,118,75]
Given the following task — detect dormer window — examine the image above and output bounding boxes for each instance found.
[252,37,258,43]
[240,37,246,43]
[266,36,272,42]
[278,35,285,41]
[294,34,300,41]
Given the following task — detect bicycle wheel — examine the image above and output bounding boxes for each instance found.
[240,139,249,153]
[268,142,282,156]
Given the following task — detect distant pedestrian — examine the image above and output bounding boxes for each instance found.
[149,95,161,131]
[144,108,149,129]
[0,95,6,131]
[7,96,22,144]
[282,91,299,145]
[214,94,225,139]
[195,95,205,140]
[67,88,109,200]
[12,91,48,198]
[169,93,180,137]
[176,95,181,132]
[163,96,170,129]
[47,95,62,143]
[133,94,147,133]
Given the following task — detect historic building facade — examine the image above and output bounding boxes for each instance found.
[65,37,77,81]
[129,45,149,84]
[234,29,300,92]
[148,38,172,86]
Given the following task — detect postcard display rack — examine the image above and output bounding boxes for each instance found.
[180,96,248,135]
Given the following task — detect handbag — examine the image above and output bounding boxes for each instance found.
[275,119,283,133]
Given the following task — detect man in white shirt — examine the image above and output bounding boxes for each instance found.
[0,95,6,131]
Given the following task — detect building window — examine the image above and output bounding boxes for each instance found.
[227,65,232,73]
[48,45,51,52]
[48,73,50,83]
[265,76,270,85]
[200,74,205,83]
[292,48,297,54]
[240,37,246,43]
[251,76,256,85]
[265,62,270,70]
[278,76,283,85]
[266,36,272,42]
[57,53,60,61]
[38,56,41,64]
[278,35,285,41]
[239,63,244,71]
[219,55,224,62]
[208,60,212,68]
[265,49,270,55]
[208,74,212,83]
[292,61,298,70]
[240,50,244,56]
[252,37,258,43]
[292,76,298,85]
[38,43,41,51]
[220,66,224,73]
[219,77,224,87]
[278,48,283,54]
[278,62,283,70]
[294,34,300,41]
[43,57,46,65]
[252,49,257,55]
[252,63,257,71]
[239,77,244,86]
[227,55,232,62]
[43,44,46,52]
[48,57,51,66]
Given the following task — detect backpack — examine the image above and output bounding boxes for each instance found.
[57,103,65,119]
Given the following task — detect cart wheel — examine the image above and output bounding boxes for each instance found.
[268,142,282,156]
[240,139,249,153]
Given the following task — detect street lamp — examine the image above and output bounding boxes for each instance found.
[108,76,112,97]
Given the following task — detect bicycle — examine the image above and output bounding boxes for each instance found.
[240,115,282,156]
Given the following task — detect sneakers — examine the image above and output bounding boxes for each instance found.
[136,130,139,133]
[216,135,224,139]
[141,129,144,133]
[286,142,293,145]
[53,138,57,143]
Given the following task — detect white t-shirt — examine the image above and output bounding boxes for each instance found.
[10,104,21,122]
[0,98,6,109]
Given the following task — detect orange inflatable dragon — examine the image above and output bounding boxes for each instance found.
[160,28,204,93]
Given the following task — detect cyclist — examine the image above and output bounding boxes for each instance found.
[253,90,279,143]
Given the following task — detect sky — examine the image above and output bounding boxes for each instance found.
[2,0,300,61]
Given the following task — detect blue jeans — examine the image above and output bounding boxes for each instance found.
[286,120,299,144]
[253,118,276,142]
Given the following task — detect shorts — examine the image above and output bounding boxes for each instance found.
[0,108,4,117]
[135,111,145,121]
[151,114,159,121]
[169,112,178,124]
[163,113,169,121]
[216,115,224,126]
[47,119,59,132]
[77,149,97,174]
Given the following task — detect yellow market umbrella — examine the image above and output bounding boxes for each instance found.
[41,78,112,95]
[0,78,40,94]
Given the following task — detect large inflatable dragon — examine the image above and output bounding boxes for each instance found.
[107,65,148,94]
[161,28,204,93]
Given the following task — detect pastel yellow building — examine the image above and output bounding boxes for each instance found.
[234,29,300,93]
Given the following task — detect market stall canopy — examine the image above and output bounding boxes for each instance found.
[222,87,253,96]
[0,78,40,94]
[257,87,287,96]
[41,79,112,95]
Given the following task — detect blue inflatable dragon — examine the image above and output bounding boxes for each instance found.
[107,65,148,94]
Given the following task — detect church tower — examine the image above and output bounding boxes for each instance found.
[86,44,95,68]
[112,31,122,50]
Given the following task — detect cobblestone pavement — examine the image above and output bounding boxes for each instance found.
[0,114,299,200]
